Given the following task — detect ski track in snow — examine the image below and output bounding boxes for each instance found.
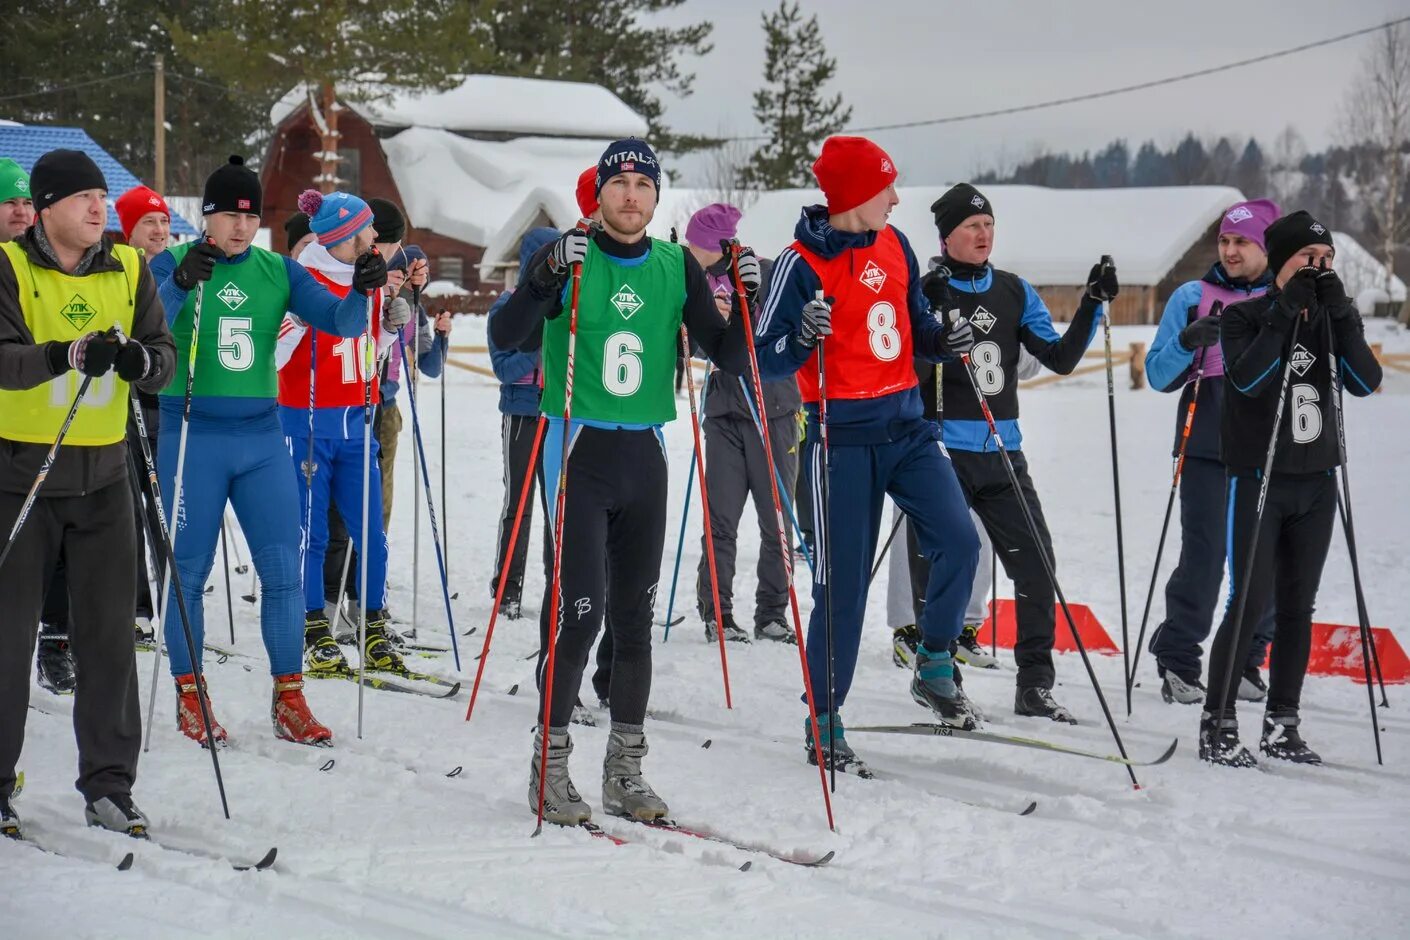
[5,319,1409,939]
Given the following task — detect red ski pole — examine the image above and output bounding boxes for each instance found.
[726,241,835,831]
[679,326,733,708]
[466,413,547,721]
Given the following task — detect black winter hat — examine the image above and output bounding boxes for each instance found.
[930,183,993,243]
[31,149,107,213]
[368,198,406,244]
[283,211,311,253]
[203,155,261,216]
[1264,210,1334,277]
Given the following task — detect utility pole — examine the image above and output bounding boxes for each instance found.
[154,54,166,192]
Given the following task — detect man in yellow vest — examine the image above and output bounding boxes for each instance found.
[0,149,175,840]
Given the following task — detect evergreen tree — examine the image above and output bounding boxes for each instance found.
[1092,140,1130,187]
[738,1,852,190]
[1132,140,1172,186]
[1235,139,1269,197]
[1208,136,1238,184]
[1170,133,1210,184]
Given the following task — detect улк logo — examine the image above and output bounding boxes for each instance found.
[216,282,248,310]
[859,260,887,293]
[971,195,986,209]
[610,283,644,319]
[969,305,997,334]
[1226,206,1253,224]
[1310,222,1326,235]
[881,159,893,173]
[59,294,96,330]
[1290,343,1315,376]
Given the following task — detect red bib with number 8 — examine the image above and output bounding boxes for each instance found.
[793,227,916,404]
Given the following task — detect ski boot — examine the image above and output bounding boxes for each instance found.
[804,711,872,777]
[134,616,155,648]
[1237,666,1268,703]
[891,623,920,669]
[754,619,796,644]
[1199,710,1258,767]
[362,612,408,674]
[704,613,751,644]
[528,727,591,825]
[1015,686,1077,724]
[570,697,597,727]
[303,609,351,678]
[910,643,976,729]
[36,630,76,695]
[1,793,19,840]
[500,597,523,621]
[272,673,333,746]
[602,727,670,821]
[174,673,228,748]
[953,660,986,723]
[1260,709,1322,765]
[84,794,149,839]
[327,598,357,645]
[954,622,999,669]
[1160,668,1206,705]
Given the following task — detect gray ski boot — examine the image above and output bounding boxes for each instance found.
[84,794,150,838]
[528,727,591,825]
[602,726,669,821]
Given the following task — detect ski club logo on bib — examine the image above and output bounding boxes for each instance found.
[859,260,887,294]
[59,294,96,330]
[610,283,645,320]
[216,282,249,311]
[968,305,997,334]
[1290,343,1315,377]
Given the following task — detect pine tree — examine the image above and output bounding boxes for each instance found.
[1132,141,1173,186]
[1092,140,1131,187]
[1170,133,1210,185]
[738,1,852,190]
[1235,139,1269,198]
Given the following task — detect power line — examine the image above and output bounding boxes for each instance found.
[0,70,152,103]
[720,15,1410,141]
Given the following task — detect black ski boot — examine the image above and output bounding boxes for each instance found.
[0,793,19,840]
[1199,711,1258,767]
[84,794,150,839]
[705,613,751,644]
[304,609,351,678]
[1015,686,1077,724]
[805,712,872,778]
[910,644,976,729]
[1260,709,1322,765]
[891,623,920,669]
[36,630,76,696]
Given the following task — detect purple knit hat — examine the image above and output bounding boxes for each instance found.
[685,203,743,252]
[1218,198,1280,252]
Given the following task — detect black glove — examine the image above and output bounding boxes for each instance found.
[1274,266,1318,327]
[1315,264,1351,314]
[1086,257,1119,302]
[940,315,975,357]
[172,241,222,291]
[352,250,388,294]
[1179,313,1222,350]
[66,330,121,377]
[114,341,153,381]
[920,266,956,313]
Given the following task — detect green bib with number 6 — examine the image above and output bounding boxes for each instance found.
[540,238,686,425]
[160,243,290,399]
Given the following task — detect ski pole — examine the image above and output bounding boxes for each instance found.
[225,508,248,575]
[727,241,835,830]
[867,513,903,588]
[681,326,733,708]
[219,522,236,645]
[990,543,998,659]
[953,312,1141,788]
[737,375,813,575]
[815,299,838,794]
[660,446,694,640]
[440,302,449,602]
[302,330,317,622]
[356,279,375,739]
[1127,343,1211,711]
[467,414,546,721]
[411,322,422,636]
[1096,257,1132,714]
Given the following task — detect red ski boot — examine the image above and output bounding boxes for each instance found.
[272,673,333,747]
[174,673,228,748]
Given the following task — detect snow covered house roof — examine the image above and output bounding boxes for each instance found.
[1331,230,1407,305]
[733,184,1248,286]
[271,76,648,139]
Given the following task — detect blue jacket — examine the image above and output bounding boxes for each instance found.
[755,206,953,444]
[487,227,558,417]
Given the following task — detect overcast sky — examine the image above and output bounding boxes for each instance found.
[654,0,1409,186]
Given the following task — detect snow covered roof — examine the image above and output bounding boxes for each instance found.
[1331,230,1407,304]
[271,77,647,139]
[733,184,1248,286]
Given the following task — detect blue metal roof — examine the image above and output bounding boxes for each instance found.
[0,124,199,236]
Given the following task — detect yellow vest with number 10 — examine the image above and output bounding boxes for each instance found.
[0,240,140,446]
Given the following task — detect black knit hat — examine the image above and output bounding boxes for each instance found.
[31,149,107,213]
[283,212,311,253]
[1264,210,1334,276]
[930,183,993,243]
[368,197,406,244]
[202,155,261,216]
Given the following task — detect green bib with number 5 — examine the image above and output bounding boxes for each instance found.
[160,242,290,399]
[540,238,685,425]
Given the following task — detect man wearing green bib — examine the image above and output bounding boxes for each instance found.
[492,138,755,824]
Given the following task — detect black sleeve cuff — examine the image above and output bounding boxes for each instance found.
[46,341,71,376]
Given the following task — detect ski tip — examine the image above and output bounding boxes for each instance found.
[1153,738,1179,765]
[451,592,460,600]
[507,684,519,696]
[237,847,278,871]
[446,766,463,778]
[116,852,134,871]
[739,860,753,872]
[811,850,836,866]
[701,739,712,749]
[1019,802,1038,816]
[240,595,257,603]
[318,759,335,772]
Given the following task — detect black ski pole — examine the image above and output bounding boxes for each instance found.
[1128,344,1210,710]
[867,513,904,588]
[1096,256,1133,715]
[990,543,998,659]
[220,522,236,645]
[816,302,837,793]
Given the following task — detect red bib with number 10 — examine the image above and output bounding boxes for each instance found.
[793,227,916,404]
[278,268,383,408]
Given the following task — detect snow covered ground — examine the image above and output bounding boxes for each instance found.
[6,317,1410,939]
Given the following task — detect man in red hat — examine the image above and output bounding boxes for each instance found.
[115,185,171,258]
[755,136,979,775]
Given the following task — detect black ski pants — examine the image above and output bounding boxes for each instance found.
[1204,471,1336,717]
[950,449,1057,690]
[491,413,552,605]
[536,426,667,730]
[0,479,141,803]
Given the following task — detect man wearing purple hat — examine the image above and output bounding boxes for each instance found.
[685,203,803,644]
[1143,198,1280,705]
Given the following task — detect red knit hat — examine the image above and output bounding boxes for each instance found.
[812,136,898,214]
[575,166,599,218]
[115,185,170,238]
